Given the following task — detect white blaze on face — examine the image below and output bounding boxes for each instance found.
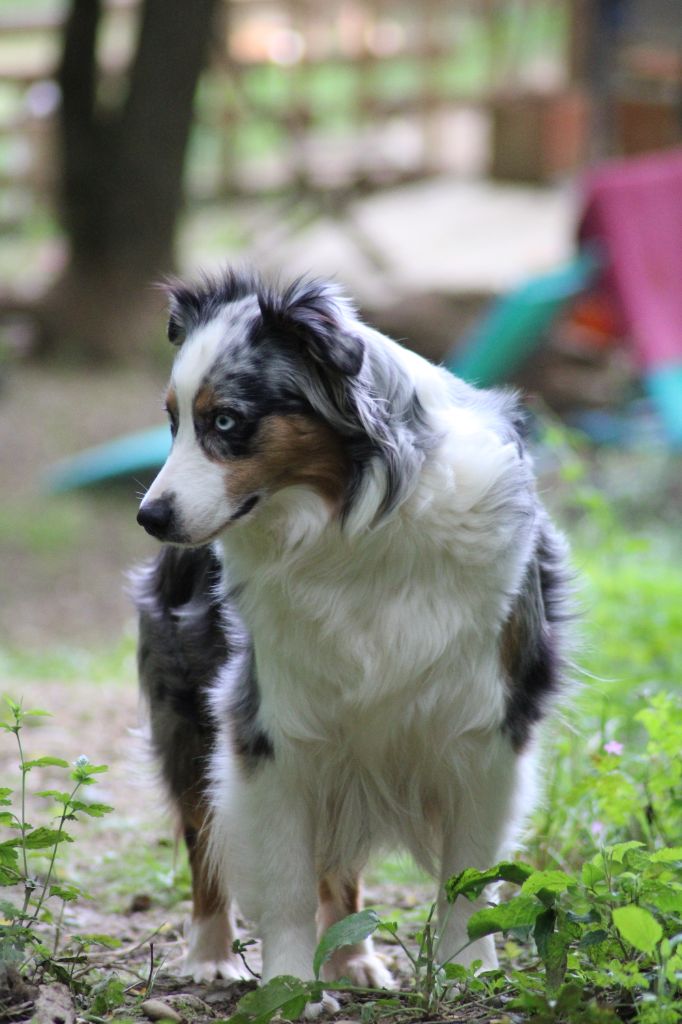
[142,305,255,543]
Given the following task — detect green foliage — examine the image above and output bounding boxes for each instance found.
[229,976,317,1024]
[441,844,682,1021]
[313,909,381,979]
[0,634,136,684]
[0,696,114,992]
[228,835,682,1024]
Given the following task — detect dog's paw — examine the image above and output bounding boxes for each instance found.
[334,953,394,990]
[181,954,252,984]
[303,992,340,1019]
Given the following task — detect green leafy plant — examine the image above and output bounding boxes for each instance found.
[446,843,682,1023]
[0,696,113,985]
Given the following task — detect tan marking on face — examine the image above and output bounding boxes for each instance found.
[165,386,178,421]
[226,414,351,512]
[193,382,218,418]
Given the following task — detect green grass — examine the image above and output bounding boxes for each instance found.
[93,836,193,914]
[0,500,88,558]
[0,635,136,684]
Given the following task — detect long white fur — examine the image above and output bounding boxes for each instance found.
[142,296,546,983]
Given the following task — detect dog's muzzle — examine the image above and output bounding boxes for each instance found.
[137,497,175,540]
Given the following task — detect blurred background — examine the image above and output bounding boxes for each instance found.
[1,0,681,649]
[0,0,680,652]
[0,0,681,983]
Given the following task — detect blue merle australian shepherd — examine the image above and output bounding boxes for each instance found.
[133,268,570,992]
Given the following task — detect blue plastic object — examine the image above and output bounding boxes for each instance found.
[446,249,601,387]
[45,426,171,493]
[644,363,682,447]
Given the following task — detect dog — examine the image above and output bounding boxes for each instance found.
[134,268,570,989]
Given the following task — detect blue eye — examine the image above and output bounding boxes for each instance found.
[214,413,236,433]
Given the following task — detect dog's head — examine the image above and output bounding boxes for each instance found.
[137,268,435,548]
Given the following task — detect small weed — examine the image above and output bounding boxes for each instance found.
[0,696,118,1002]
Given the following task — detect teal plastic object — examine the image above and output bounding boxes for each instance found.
[644,363,682,447]
[447,250,600,387]
[45,425,171,493]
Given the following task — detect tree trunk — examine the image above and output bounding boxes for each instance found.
[39,0,220,362]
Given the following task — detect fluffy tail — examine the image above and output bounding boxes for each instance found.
[132,544,232,812]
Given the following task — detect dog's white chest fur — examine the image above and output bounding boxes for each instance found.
[223,422,535,758]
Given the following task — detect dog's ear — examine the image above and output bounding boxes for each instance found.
[166,290,189,346]
[167,311,186,345]
[259,278,364,377]
[157,279,190,346]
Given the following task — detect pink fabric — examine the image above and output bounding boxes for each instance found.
[579,148,682,369]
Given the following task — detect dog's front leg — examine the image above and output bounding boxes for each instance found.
[437,734,534,973]
[242,762,319,984]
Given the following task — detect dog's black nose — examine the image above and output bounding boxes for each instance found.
[137,498,173,539]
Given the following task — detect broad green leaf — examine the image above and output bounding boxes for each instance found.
[446,861,534,903]
[0,813,19,828]
[22,827,73,850]
[612,905,663,954]
[49,883,82,902]
[521,871,575,899]
[23,757,69,770]
[313,909,380,979]
[36,790,72,804]
[533,907,556,961]
[0,898,22,919]
[377,920,398,936]
[642,884,682,914]
[582,859,606,887]
[443,963,469,982]
[606,841,645,863]
[0,845,19,867]
[69,801,114,818]
[665,952,682,985]
[89,977,127,1016]
[468,895,543,940]
[71,764,108,779]
[232,975,315,1024]
[650,847,682,864]
[579,929,609,948]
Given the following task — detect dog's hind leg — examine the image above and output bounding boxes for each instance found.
[181,805,250,983]
[317,873,394,989]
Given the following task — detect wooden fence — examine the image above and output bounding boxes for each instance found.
[0,0,574,221]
